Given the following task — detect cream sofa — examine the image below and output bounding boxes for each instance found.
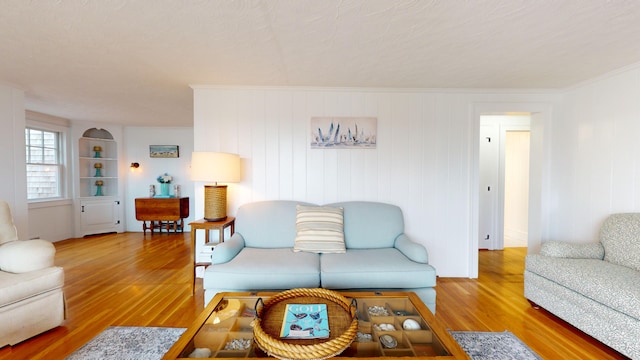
[524,213,640,359]
[0,201,65,347]
[203,200,437,313]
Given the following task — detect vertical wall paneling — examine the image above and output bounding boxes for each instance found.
[375,94,393,204]
[235,90,260,207]
[291,91,308,200]
[265,91,282,199]
[192,86,558,277]
[550,68,640,243]
[250,91,268,201]
[603,72,640,211]
[277,91,294,200]
[306,92,326,205]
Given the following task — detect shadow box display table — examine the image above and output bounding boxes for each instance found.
[163,290,468,359]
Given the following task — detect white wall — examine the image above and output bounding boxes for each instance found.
[549,67,640,242]
[0,84,28,238]
[192,87,558,277]
[123,127,195,232]
[504,130,530,247]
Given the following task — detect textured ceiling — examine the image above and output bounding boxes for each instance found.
[2,0,640,126]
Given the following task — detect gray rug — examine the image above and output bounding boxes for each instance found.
[450,330,542,360]
[67,326,540,360]
[66,326,186,360]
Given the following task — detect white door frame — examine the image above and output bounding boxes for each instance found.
[469,103,553,278]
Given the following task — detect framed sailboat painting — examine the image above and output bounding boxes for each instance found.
[310,117,377,149]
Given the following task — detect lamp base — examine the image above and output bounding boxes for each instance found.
[204,185,227,222]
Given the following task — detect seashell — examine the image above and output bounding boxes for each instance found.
[373,323,396,331]
[379,334,398,349]
[368,305,389,316]
[188,348,212,357]
[382,323,396,331]
[402,319,421,330]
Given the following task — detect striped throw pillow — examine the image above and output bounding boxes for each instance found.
[294,205,346,254]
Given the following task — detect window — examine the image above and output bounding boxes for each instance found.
[26,128,63,200]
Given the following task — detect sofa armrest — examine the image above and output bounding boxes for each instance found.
[211,233,246,264]
[540,240,604,259]
[0,239,55,273]
[394,234,429,263]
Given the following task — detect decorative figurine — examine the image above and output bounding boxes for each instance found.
[93,145,102,158]
[94,162,103,177]
[95,180,104,196]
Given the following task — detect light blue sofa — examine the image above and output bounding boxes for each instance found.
[203,200,437,312]
[524,213,640,359]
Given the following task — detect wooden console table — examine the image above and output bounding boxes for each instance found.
[189,217,235,293]
[135,197,190,234]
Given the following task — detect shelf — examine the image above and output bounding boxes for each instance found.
[79,135,118,198]
[80,156,117,161]
[79,195,117,200]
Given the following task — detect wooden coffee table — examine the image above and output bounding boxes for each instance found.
[163,291,468,359]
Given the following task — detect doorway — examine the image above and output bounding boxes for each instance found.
[478,115,531,250]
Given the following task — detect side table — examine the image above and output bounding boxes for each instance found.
[135,197,189,233]
[189,217,235,294]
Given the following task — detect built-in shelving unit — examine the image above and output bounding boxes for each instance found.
[78,136,118,198]
[77,128,121,236]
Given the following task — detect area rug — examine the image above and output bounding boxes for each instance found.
[67,326,541,360]
[449,330,542,360]
[66,326,186,360]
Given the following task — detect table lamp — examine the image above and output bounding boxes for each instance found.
[191,152,241,221]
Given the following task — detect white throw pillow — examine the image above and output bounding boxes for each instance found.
[294,205,346,254]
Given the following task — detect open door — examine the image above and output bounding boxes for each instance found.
[478,115,530,250]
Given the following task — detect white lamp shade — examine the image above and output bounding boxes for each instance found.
[191,152,241,183]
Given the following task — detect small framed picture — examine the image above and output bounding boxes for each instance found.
[149,145,179,158]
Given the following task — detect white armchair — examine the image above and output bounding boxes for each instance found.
[0,201,65,347]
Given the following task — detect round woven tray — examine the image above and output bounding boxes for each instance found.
[253,288,358,360]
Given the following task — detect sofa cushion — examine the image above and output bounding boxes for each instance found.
[526,254,640,320]
[204,248,320,290]
[294,205,345,254]
[540,241,604,259]
[320,249,436,289]
[326,202,404,249]
[600,213,640,271]
[0,240,55,273]
[0,266,64,307]
[235,201,315,248]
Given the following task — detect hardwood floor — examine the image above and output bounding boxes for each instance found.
[0,232,629,359]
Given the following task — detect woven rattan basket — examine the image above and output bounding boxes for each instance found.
[253,288,358,360]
